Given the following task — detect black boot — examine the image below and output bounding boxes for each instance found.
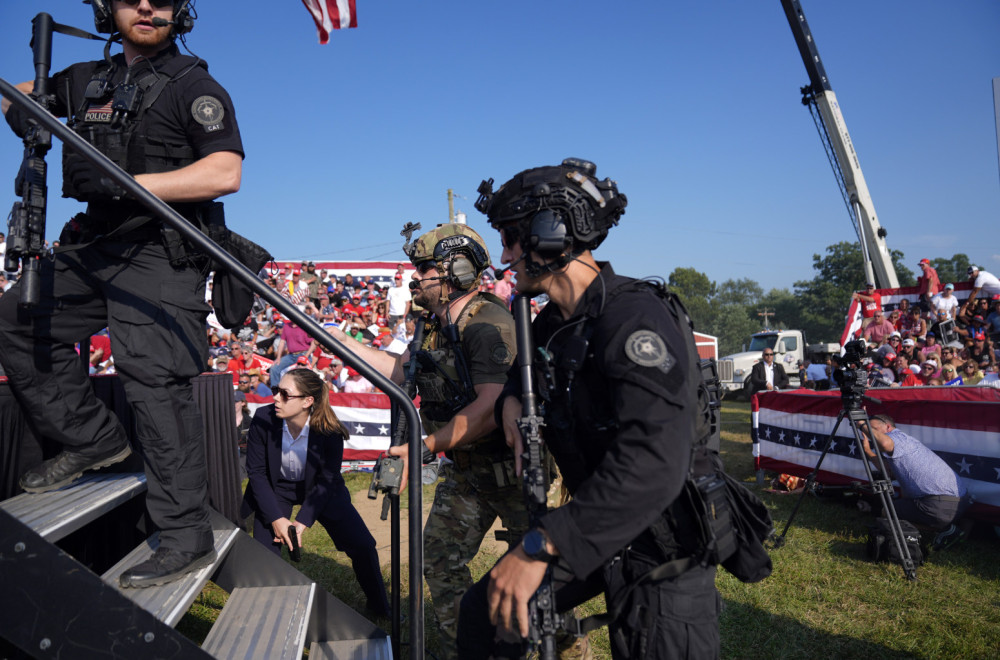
[19,441,132,493]
[119,547,218,589]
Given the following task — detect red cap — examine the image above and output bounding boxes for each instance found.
[292,269,301,275]
[296,356,308,365]
[919,258,930,265]
[347,366,360,377]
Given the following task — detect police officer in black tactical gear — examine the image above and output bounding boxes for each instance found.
[457,159,721,659]
[0,0,243,587]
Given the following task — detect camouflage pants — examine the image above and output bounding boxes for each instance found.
[424,453,527,660]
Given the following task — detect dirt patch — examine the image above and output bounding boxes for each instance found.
[351,483,509,560]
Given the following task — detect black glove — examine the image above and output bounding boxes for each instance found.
[64,157,127,201]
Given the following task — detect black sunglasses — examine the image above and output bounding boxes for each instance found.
[500,226,521,249]
[415,261,437,275]
[272,386,309,402]
[119,0,175,8]
[763,352,774,356]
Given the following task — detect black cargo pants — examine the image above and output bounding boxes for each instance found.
[0,238,214,554]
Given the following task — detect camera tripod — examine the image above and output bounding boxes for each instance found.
[773,401,918,581]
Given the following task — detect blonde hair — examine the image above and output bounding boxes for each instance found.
[284,369,349,438]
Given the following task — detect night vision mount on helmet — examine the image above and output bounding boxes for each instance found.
[475,157,627,259]
[87,0,195,36]
[403,223,491,292]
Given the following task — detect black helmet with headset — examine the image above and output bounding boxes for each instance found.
[88,0,195,37]
[475,158,627,275]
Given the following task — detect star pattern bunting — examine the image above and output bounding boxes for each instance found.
[757,423,1000,483]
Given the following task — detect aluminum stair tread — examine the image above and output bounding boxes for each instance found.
[101,520,239,627]
[202,584,315,660]
[0,472,147,541]
[308,638,393,660]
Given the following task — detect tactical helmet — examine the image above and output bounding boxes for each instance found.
[405,224,491,291]
[88,0,195,36]
[475,158,627,255]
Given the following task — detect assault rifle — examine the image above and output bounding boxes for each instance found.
[368,316,427,518]
[6,13,56,308]
[512,294,560,660]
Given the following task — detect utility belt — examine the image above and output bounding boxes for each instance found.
[446,435,516,487]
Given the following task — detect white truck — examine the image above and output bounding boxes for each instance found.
[717,329,840,398]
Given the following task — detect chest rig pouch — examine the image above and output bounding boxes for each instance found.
[63,54,205,201]
[412,299,485,434]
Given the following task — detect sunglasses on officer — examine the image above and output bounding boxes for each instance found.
[118,0,176,8]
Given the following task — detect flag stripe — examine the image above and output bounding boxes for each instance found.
[754,388,1000,524]
[300,0,357,44]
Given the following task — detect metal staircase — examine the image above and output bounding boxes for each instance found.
[0,472,391,659]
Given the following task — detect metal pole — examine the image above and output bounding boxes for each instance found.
[0,77,425,657]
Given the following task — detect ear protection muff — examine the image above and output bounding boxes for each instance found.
[527,209,573,258]
[90,0,115,34]
[172,0,195,36]
[448,253,478,290]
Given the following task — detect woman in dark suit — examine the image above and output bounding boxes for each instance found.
[241,368,390,617]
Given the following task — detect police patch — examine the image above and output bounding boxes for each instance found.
[491,342,513,366]
[625,330,674,372]
[191,95,224,128]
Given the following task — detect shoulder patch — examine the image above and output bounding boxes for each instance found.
[191,95,225,129]
[624,330,674,373]
[490,341,514,366]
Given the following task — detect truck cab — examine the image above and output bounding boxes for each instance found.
[718,330,838,398]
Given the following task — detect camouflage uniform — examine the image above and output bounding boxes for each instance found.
[416,293,527,659]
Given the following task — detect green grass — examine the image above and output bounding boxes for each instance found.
[179,401,1000,659]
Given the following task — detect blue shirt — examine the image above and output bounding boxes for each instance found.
[881,429,966,500]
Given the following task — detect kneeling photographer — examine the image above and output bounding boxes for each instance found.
[858,414,972,545]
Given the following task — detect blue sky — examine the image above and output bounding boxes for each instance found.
[2,1,998,291]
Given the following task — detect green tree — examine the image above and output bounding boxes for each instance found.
[667,267,715,333]
[709,305,761,356]
[759,288,803,332]
[930,253,971,287]
[715,278,764,308]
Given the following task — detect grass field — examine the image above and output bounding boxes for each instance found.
[178,401,1000,659]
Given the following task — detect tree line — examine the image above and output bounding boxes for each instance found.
[666,242,972,356]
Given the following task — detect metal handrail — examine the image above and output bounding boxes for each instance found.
[0,76,424,658]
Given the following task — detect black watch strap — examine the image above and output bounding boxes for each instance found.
[521,528,556,563]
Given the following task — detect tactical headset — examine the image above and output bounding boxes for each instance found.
[89,0,195,37]
[433,234,490,291]
[476,158,627,269]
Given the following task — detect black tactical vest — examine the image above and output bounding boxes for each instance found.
[62,53,205,201]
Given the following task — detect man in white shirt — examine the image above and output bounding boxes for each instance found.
[748,347,789,397]
[931,283,960,319]
[386,273,412,327]
[968,266,1000,303]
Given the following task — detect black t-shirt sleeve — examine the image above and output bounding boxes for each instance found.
[170,70,244,159]
[462,305,517,386]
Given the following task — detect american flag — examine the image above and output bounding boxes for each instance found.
[248,391,419,471]
[752,387,1000,524]
[301,0,357,44]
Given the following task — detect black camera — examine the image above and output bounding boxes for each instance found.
[833,340,869,409]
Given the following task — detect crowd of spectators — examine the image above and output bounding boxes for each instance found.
[200,260,516,396]
[814,263,1000,389]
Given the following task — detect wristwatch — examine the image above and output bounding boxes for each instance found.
[521,528,557,563]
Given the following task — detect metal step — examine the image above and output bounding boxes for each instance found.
[201,584,315,659]
[101,519,240,626]
[0,472,146,542]
[309,638,393,660]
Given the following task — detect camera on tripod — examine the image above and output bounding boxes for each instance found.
[833,339,869,409]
